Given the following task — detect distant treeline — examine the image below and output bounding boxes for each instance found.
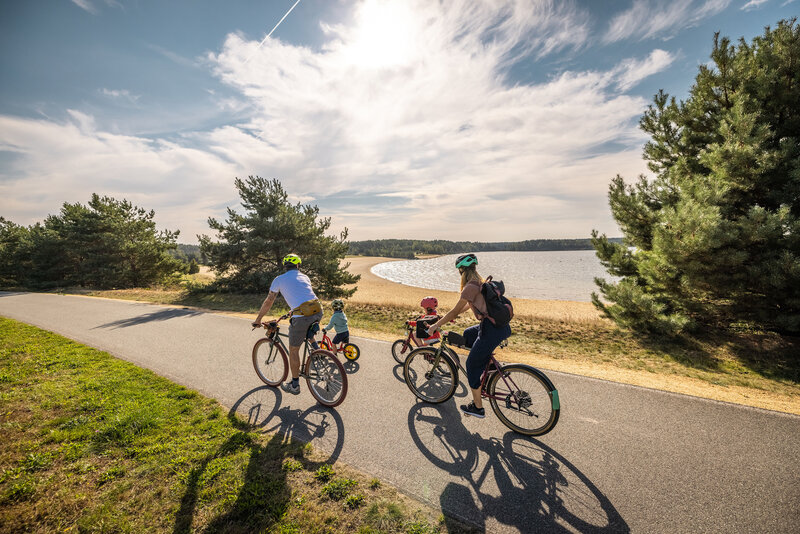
[348,238,623,259]
[170,244,206,264]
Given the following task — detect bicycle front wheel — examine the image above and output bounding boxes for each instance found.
[403,347,458,404]
[252,338,288,386]
[305,350,348,407]
[343,343,360,361]
[487,364,560,436]
[391,339,411,364]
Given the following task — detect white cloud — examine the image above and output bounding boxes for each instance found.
[71,0,97,15]
[741,0,770,9]
[604,0,731,43]
[100,88,140,104]
[2,0,662,242]
[614,49,676,90]
[0,112,240,242]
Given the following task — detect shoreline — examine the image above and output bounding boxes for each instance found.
[344,255,603,323]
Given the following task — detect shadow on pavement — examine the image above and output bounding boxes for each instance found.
[94,308,204,329]
[343,360,360,374]
[408,401,629,533]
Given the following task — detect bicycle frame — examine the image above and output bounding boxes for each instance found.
[262,314,331,378]
[426,335,553,413]
[320,330,346,355]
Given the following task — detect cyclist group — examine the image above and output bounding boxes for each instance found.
[252,252,510,421]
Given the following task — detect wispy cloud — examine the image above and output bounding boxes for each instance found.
[741,0,770,9]
[203,0,650,239]
[100,88,140,104]
[604,0,731,43]
[71,0,98,15]
[0,111,238,241]
[2,0,666,241]
[614,49,676,90]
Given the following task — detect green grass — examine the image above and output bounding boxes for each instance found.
[0,317,449,533]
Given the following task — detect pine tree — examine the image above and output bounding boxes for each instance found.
[592,19,800,335]
[199,176,359,297]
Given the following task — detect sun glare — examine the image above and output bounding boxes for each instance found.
[345,0,416,68]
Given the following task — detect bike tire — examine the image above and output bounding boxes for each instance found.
[305,350,348,407]
[391,339,411,364]
[252,338,289,387]
[343,343,360,361]
[403,347,458,404]
[319,340,331,351]
[487,364,560,436]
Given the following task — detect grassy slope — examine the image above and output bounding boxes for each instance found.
[0,318,465,534]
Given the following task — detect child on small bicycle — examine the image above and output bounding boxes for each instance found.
[412,296,441,345]
[322,299,349,345]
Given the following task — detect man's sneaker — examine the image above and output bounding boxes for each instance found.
[282,381,300,395]
[460,402,485,418]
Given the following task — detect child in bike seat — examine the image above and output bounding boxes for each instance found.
[322,299,350,345]
[413,296,442,345]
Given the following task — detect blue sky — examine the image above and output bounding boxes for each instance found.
[1,0,796,244]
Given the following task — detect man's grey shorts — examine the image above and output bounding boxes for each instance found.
[288,312,323,347]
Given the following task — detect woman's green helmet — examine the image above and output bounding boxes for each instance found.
[331,299,344,311]
[455,253,478,269]
[282,253,302,267]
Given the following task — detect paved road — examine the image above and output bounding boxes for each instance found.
[2,292,799,533]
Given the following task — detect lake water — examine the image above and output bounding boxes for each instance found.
[371,250,614,302]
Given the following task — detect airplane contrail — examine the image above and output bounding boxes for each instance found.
[243,0,302,65]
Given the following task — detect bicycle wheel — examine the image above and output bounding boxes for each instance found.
[487,364,560,436]
[391,339,411,364]
[252,338,288,387]
[305,350,348,407]
[343,343,360,361]
[403,347,458,404]
[319,340,331,351]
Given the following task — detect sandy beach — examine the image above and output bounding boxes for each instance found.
[344,256,603,323]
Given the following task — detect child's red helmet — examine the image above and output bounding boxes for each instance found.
[420,296,438,309]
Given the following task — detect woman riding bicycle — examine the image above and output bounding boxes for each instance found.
[426,253,512,419]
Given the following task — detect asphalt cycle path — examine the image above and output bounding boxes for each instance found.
[1,292,799,533]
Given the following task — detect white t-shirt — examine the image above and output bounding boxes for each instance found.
[270,270,317,315]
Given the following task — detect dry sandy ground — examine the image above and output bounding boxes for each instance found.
[342,256,800,415]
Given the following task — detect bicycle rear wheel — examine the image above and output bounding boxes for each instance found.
[391,339,411,364]
[343,343,360,361]
[252,338,288,386]
[403,347,458,404]
[487,364,560,436]
[305,350,348,407]
[319,340,331,351]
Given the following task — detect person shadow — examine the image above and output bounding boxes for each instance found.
[172,386,345,534]
[407,401,629,533]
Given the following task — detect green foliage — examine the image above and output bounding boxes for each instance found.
[593,19,800,336]
[199,176,359,297]
[320,478,357,501]
[349,237,621,258]
[314,463,335,482]
[0,195,183,289]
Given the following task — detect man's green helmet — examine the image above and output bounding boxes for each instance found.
[282,253,302,267]
[331,299,344,310]
[455,253,478,269]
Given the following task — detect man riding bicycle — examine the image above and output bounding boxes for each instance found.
[252,253,323,395]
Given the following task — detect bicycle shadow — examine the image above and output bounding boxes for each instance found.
[172,386,345,534]
[343,360,360,374]
[94,308,203,329]
[407,401,629,533]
